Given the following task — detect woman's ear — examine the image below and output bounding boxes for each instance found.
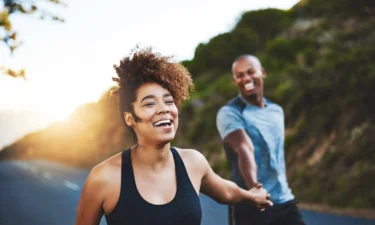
[124,112,136,127]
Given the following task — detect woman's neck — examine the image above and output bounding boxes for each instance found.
[131,142,172,170]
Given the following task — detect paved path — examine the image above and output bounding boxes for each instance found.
[1,160,374,225]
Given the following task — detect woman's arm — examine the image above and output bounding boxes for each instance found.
[196,151,272,209]
[75,166,107,225]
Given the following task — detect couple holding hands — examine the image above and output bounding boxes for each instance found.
[75,47,306,225]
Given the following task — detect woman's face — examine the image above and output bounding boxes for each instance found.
[130,82,179,145]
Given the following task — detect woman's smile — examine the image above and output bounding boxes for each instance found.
[153,119,174,131]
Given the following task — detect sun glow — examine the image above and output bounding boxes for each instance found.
[0,65,111,123]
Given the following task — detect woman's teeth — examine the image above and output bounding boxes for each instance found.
[244,82,254,90]
[154,120,171,126]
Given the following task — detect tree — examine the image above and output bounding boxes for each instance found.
[0,0,65,79]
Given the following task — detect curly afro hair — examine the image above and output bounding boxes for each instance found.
[111,46,194,125]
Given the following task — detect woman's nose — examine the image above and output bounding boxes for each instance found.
[157,104,170,114]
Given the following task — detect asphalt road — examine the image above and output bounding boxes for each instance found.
[0,160,374,225]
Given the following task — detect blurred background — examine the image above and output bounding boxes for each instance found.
[0,0,374,225]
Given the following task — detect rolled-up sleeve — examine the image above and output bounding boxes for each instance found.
[216,106,245,140]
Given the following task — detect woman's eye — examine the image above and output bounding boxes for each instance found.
[144,103,155,107]
[166,100,174,104]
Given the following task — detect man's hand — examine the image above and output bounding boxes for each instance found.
[249,183,273,211]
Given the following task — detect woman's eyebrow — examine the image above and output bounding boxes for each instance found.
[141,95,155,103]
[141,93,172,103]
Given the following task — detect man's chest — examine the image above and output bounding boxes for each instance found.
[242,107,284,151]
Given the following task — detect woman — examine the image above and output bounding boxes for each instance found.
[75,47,273,225]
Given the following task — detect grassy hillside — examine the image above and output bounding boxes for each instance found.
[1,0,374,209]
[179,0,375,208]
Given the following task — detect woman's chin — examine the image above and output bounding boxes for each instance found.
[156,135,175,145]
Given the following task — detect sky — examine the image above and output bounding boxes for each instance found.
[0,0,299,146]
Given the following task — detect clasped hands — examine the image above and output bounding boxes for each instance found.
[249,183,273,211]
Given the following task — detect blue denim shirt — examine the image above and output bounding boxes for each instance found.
[216,95,294,204]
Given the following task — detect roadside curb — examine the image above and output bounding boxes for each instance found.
[298,203,375,220]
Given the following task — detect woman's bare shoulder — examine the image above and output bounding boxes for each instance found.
[175,147,205,160]
[174,147,209,170]
[86,152,123,188]
[76,152,124,218]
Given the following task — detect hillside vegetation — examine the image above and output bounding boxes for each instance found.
[0,93,134,168]
[1,0,374,208]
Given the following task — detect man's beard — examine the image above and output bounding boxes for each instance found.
[247,93,258,100]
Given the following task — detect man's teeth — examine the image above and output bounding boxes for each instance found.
[244,82,254,90]
[154,120,171,126]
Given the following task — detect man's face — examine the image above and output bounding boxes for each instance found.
[232,57,265,98]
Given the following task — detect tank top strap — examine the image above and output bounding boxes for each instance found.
[170,146,183,178]
[170,147,194,192]
[120,149,138,195]
[121,149,131,175]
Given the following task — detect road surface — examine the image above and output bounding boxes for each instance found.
[0,160,374,225]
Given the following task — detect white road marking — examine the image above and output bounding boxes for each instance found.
[42,172,52,179]
[20,163,29,170]
[30,166,38,174]
[15,162,25,168]
[64,181,80,191]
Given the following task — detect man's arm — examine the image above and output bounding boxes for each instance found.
[223,129,258,189]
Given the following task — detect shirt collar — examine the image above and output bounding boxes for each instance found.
[238,93,268,108]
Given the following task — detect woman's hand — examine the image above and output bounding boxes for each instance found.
[248,183,273,211]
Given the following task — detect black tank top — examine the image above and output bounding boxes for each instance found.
[105,147,202,225]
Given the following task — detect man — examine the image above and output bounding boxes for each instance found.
[216,55,306,225]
